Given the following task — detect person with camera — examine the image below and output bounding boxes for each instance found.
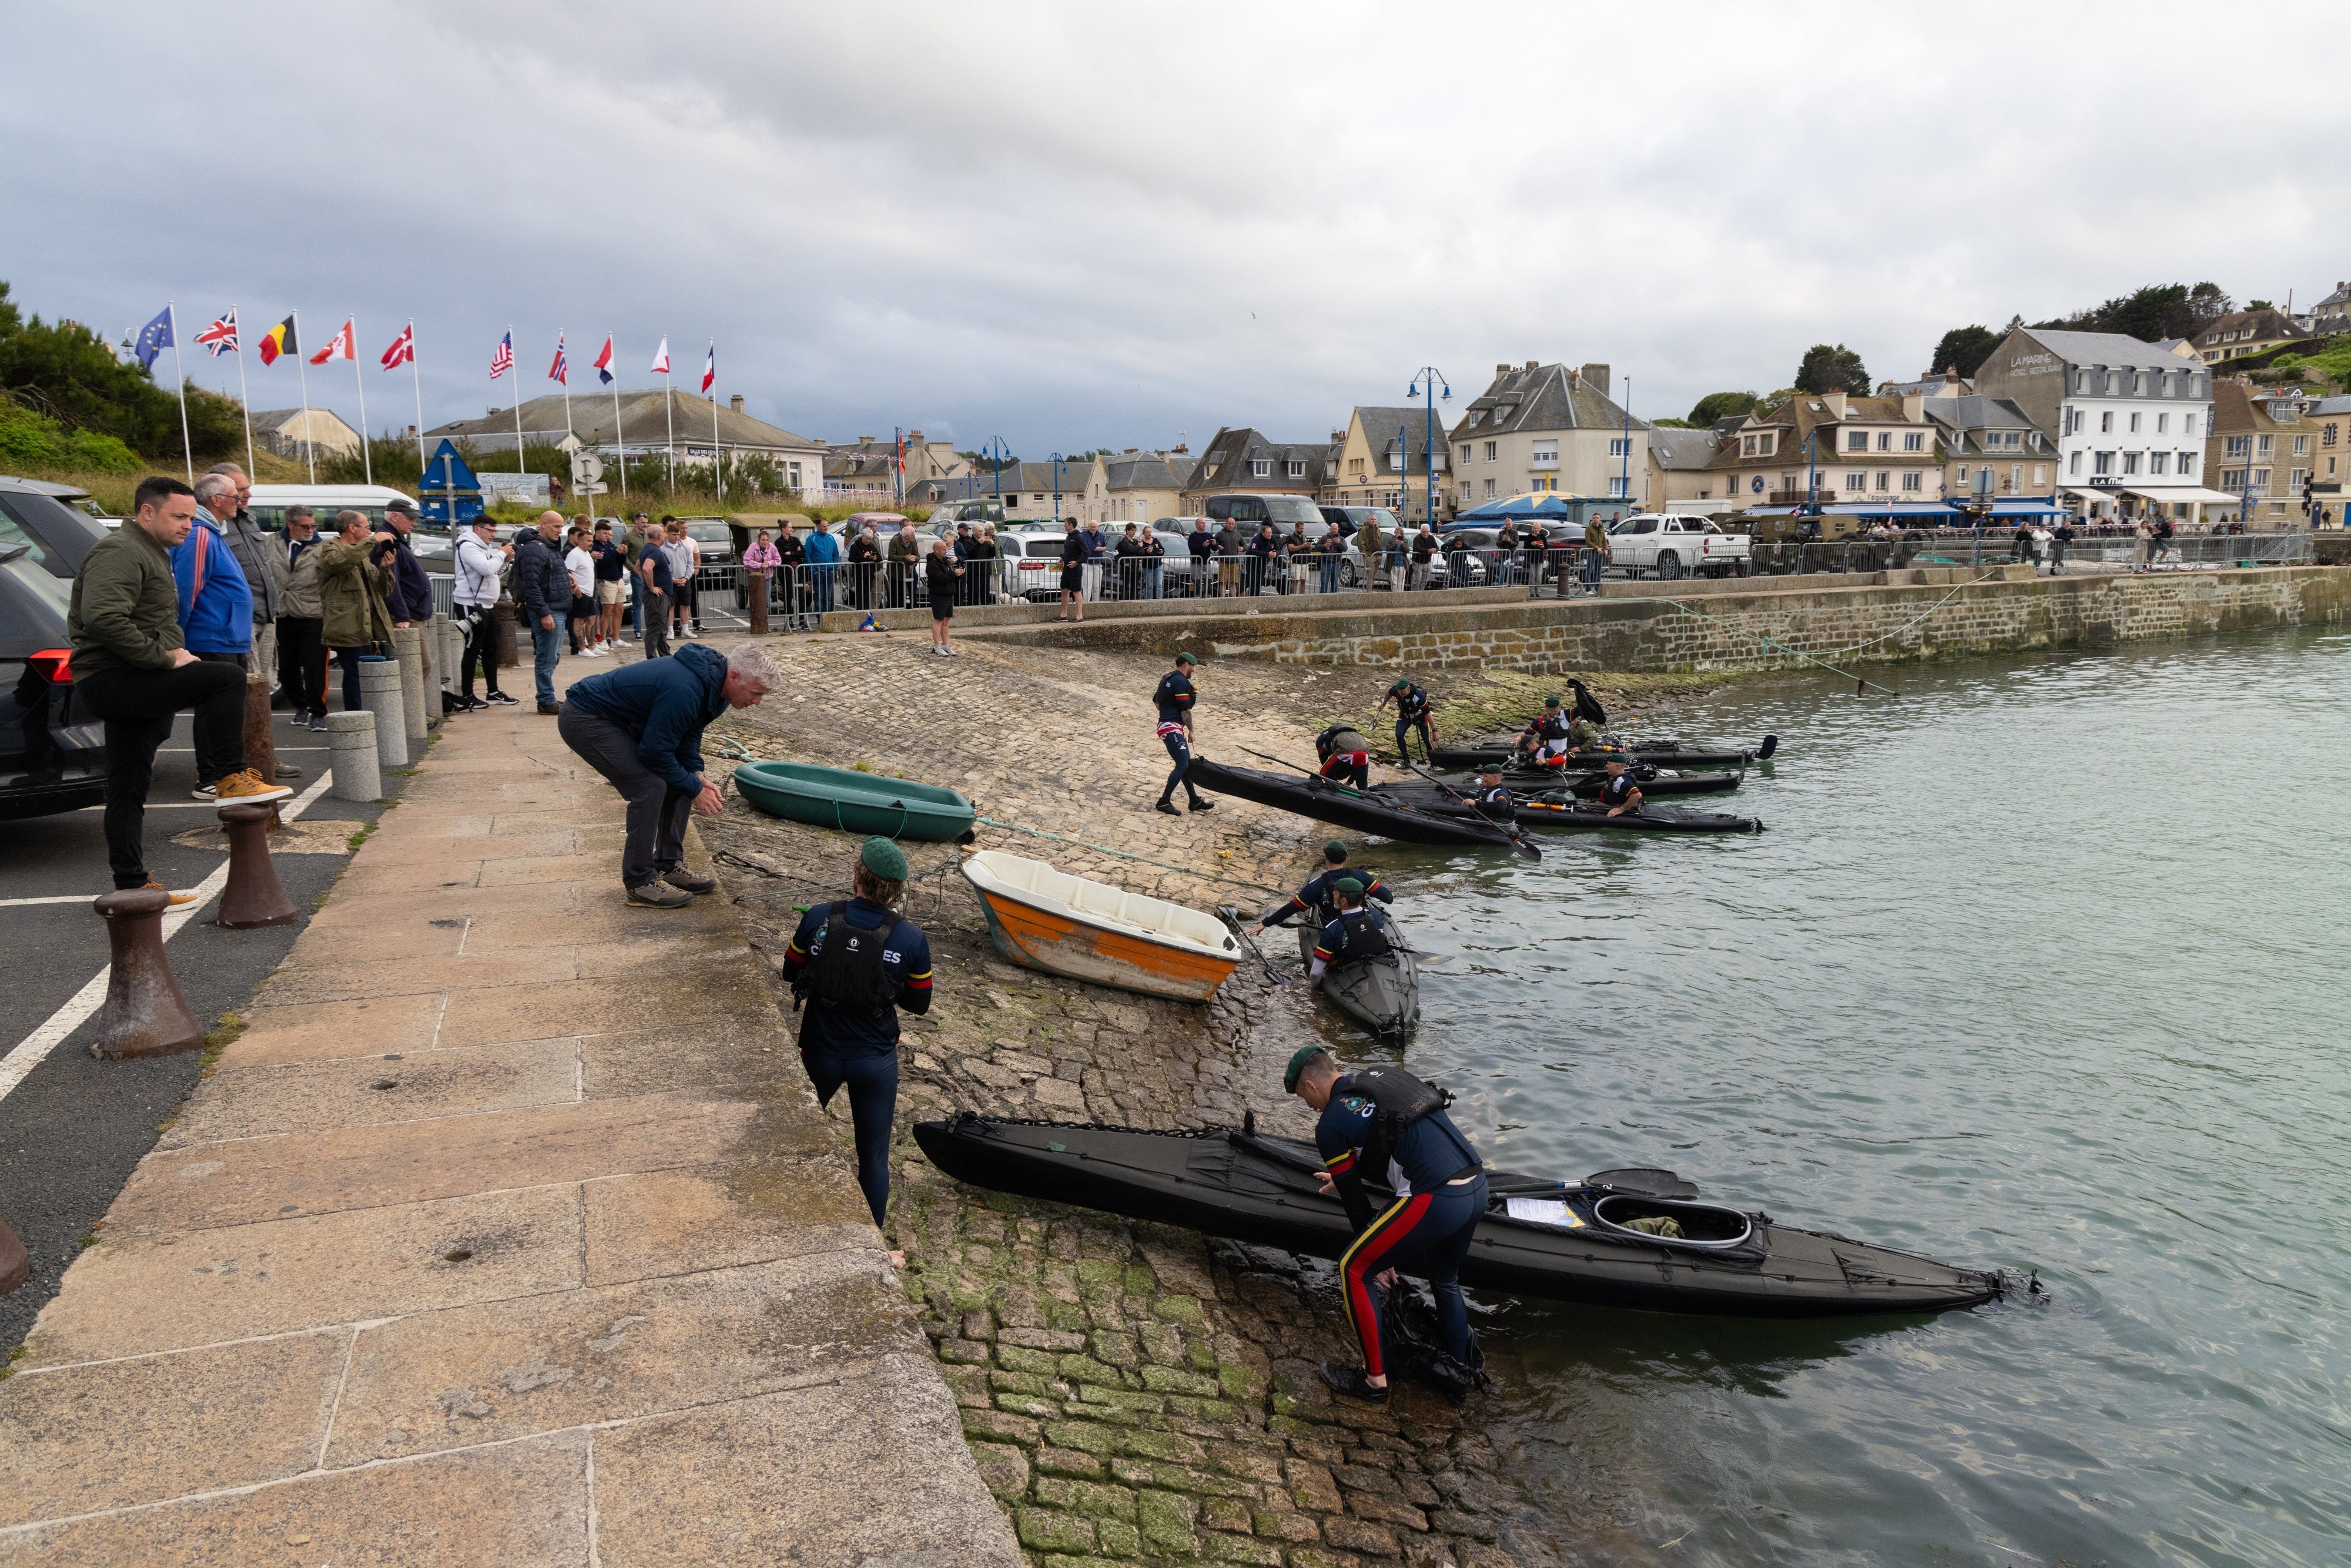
[451,513,514,709]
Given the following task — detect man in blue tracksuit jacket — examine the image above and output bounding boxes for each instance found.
[557,641,777,906]
[172,476,254,796]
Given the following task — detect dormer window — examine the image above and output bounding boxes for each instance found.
[1250,458,1270,478]
[1285,460,1305,479]
[1847,431,1868,451]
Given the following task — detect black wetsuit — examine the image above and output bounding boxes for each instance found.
[1600,772,1642,813]
[1153,669,1203,805]
[1390,683,1434,762]
[1264,866,1391,928]
[1473,782,1515,822]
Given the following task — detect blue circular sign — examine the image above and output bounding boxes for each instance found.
[1750,475,1765,494]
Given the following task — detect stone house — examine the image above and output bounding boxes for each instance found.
[1643,426,1727,510]
[1919,396,2059,500]
[1328,407,1449,522]
[2309,282,2351,339]
[968,459,1105,521]
[822,430,969,501]
[1710,391,1945,509]
[1086,450,1198,524]
[2205,379,2321,525]
[2193,307,2311,365]
[1180,428,1337,511]
[1446,361,1645,512]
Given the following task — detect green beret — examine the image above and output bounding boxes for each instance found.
[1284,1045,1329,1094]
[1333,876,1365,897]
[1174,651,1197,666]
[1322,840,1348,861]
[859,836,910,880]
[1389,678,1411,692]
[1544,694,1562,708]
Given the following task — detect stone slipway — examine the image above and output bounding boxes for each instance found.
[0,685,1021,1566]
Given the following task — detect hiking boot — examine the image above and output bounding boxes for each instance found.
[139,880,197,907]
[625,881,695,909]
[1154,799,1181,816]
[213,769,294,806]
[662,869,718,895]
[1186,797,1214,812]
[1318,1362,1389,1405]
[537,702,560,715]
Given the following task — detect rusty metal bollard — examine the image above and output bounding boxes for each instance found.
[88,887,205,1060]
[242,675,282,787]
[216,800,298,929]
[748,574,770,635]
[0,1213,27,1296]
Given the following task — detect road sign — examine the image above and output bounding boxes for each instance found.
[575,482,609,495]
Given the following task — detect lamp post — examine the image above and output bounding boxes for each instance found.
[1051,451,1064,519]
[1407,367,1451,525]
[1619,374,1632,505]
[1804,431,1818,514]
[986,437,1010,508]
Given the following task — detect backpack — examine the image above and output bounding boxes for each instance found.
[1344,1064,1473,1180]
[792,902,902,1016]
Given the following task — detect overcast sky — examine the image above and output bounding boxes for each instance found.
[6,1,2345,456]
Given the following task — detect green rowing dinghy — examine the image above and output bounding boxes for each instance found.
[731,760,978,842]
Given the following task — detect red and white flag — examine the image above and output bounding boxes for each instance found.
[196,308,238,356]
[592,335,615,386]
[548,333,568,386]
[308,317,357,367]
[381,323,415,370]
[700,344,715,394]
[649,337,670,375]
[490,331,514,379]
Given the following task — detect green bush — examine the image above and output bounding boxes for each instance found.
[0,390,140,473]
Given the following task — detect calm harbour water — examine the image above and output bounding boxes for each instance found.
[1362,626,2350,1568]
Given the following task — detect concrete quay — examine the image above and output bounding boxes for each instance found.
[0,670,1019,1566]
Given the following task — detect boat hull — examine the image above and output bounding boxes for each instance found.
[732,760,977,842]
[913,1115,2005,1319]
[1188,758,1528,850]
[971,882,1238,1001]
[1291,916,1419,1037]
[1430,742,1753,771]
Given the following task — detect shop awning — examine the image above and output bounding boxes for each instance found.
[2118,486,2244,505]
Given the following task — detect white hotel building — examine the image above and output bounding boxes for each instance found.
[1971,327,2235,523]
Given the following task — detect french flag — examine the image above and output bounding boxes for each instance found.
[594,335,615,386]
[701,344,715,395]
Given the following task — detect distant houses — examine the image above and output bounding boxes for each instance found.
[421,390,826,495]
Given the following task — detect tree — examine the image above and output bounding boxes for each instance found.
[2034,282,2232,342]
[1686,390,1760,425]
[1928,325,2002,378]
[1793,344,1870,396]
[0,279,243,463]
[2246,299,2273,311]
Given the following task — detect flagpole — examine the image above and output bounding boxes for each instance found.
[407,319,425,477]
[230,304,254,478]
[558,331,575,509]
[293,309,316,484]
[507,326,524,476]
[663,356,675,495]
[350,316,373,486]
[709,341,722,510]
[609,334,627,504]
[166,301,193,482]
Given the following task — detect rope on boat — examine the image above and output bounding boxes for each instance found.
[1649,568,2009,696]
[974,815,1289,896]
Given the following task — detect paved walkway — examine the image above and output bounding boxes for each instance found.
[0,659,1020,1565]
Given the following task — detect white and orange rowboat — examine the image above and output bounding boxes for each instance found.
[959,850,1241,1003]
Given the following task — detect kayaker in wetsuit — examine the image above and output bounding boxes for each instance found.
[1250,840,1389,935]
[1598,756,1643,816]
[1315,723,1372,790]
[1284,1045,1488,1405]
[1378,678,1435,763]
[1308,880,1395,984]
[1152,651,1213,816]
[1473,765,1515,823]
[1515,695,1573,765]
[781,836,933,1265]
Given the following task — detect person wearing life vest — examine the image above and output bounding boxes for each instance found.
[1515,695,1574,765]
[1151,652,1214,816]
[1378,678,1435,763]
[1285,1046,1488,1405]
[1251,841,1389,935]
[1315,723,1372,789]
[781,837,935,1261]
[1473,764,1515,823]
[1309,879,1396,981]
[1598,755,1643,816]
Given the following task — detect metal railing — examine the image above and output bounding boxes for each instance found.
[1750,530,2316,577]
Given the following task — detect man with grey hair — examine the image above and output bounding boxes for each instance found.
[173,473,258,800]
[203,463,285,710]
[557,639,777,907]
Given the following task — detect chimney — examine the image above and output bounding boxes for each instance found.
[858,435,875,444]
[729,394,745,415]
[1496,363,1511,374]
[1823,391,1850,418]
[1580,363,1610,397]
[488,406,499,416]
[1902,393,1925,422]
[1331,431,1346,444]
[1173,442,1188,454]
[1524,359,1540,371]
[907,429,923,445]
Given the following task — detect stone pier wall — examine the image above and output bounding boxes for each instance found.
[974,566,2350,675]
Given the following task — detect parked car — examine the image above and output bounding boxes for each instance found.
[0,475,110,578]
[1608,513,1751,579]
[930,499,1009,528]
[0,544,106,819]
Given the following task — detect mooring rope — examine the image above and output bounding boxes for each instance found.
[974,815,1289,896]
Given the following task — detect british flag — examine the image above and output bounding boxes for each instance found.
[195,309,237,357]
[490,331,513,380]
[548,333,568,386]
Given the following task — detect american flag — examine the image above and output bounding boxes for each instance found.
[195,308,238,356]
[380,322,415,370]
[548,333,568,386]
[490,331,513,379]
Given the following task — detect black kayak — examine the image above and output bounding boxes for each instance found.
[1400,768,1743,800]
[1189,758,1532,852]
[1429,735,1774,772]
[913,1113,2006,1319]
[1421,796,1763,835]
[1272,903,1419,1038]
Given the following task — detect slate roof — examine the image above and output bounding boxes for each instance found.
[2301,394,2351,416]
[2018,330,2208,373]
[1351,406,1448,478]
[1184,428,1337,491]
[1449,364,1646,437]
[423,390,820,450]
[1102,452,1196,492]
[1710,394,1942,473]
[2198,308,2311,349]
[249,407,359,436]
[1921,396,2045,457]
[1646,427,1722,471]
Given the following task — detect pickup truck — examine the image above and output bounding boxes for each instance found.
[1607,513,1751,579]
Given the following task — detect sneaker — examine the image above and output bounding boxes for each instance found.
[1154,799,1181,816]
[662,868,718,895]
[189,781,218,802]
[275,763,301,780]
[139,880,197,908]
[1318,1362,1389,1405]
[213,769,294,806]
[484,691,518,706]
[307,713,330,732]
[625,881,695,909]
[1187,798,1214,812]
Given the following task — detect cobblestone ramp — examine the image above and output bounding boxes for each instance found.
[0,661,1021,1566]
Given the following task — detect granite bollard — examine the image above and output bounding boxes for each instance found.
[357,653,407,769]
[327,709,382,802]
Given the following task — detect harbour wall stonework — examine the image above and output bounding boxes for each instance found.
[977,567,2351,675]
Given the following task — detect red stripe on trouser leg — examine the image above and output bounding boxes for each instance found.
[1339,1192,1432,1380]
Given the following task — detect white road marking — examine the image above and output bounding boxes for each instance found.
[0,769,338,1105]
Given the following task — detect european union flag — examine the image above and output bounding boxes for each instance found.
[133,304,173,369]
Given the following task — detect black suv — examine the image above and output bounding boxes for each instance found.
[0,478,111,817]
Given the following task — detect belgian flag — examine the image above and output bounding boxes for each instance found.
[257,314,297,366]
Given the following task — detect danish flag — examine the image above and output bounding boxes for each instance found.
[381,323,415,370]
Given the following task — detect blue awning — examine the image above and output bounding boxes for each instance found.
[1981,498,2071,517]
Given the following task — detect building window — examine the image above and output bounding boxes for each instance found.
[2225,435,2250,457]
[1904,432,1924,451]
[2100,411,2114,433]
[1954,466,1968,485]
[1874,471,1890,491]
[2184,414,2198,436]
[1531,443,1558,465]
[1901,471,1922,492]
[1607,477,1629,498]
[1483,441,1497,462]
[2325,423,2340,448]
[2293,435,2308,456]
[2156,413,2169,434]
[1876,432,1891,451]
[1607,437,1630,458]
[2178,451,2195,475]
[2094,451,2113,475]
[2252,468,2270,488]
[1250,458,1270,478]
[1483,478,1496,498]
[2069,451,2082,475]
[1846,471,1867,490]
[2106,373,2121,394]
[1459,445,1472,464]
[1846,431,1867,451]
[2222,468,2245,489]
[2034,465,2048,484]
[1287,460,1305,478]
[2010,465,2022,490]
[2290,468,2307,490]
[2149,452,2168,475]
[2128,412,2141,433]
[2133,373,2147,395]
[2122,453,2140,475]
[2256,434,2273,457]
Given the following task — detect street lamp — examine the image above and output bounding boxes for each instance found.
[1051,451,1064,519]
[1407,367,1451,525]
[985,437,1011,508]
[1804,431,1818,514]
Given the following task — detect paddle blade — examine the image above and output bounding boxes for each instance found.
[1757,733,1779,760]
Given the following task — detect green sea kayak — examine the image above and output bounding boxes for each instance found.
[730,760,977,842]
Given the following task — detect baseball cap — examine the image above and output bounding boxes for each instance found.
[385,497,417,517]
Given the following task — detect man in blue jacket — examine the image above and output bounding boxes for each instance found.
[557,641,778,906]
[173,474,255,800]
[514,511,572,714]
[803,517,840,615]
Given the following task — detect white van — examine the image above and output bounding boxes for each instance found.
[243,484,422,535]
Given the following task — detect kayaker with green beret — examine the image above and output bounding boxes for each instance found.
[1284,1044,1488,1405]
[1376,677,1435,763]
[1153,652,1214,816]
[1251,840,1391,936]
[1308,877,1396,983]
[781,836,935,1261]
[1514,693,1573,765]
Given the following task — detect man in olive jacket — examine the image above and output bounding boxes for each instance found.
[317,510,398,719]
[69,476,291,896]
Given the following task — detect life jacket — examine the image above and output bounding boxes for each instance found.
[1317,725,1370,761]
[793,901,903,1016]
[1343,1065,1478,1182]
[1327,907,1395,966]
